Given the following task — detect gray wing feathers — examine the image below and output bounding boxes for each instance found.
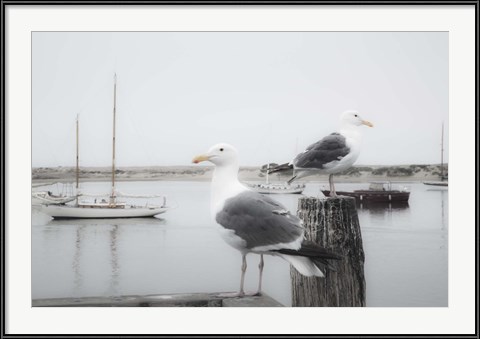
[294,133,350,169]
[216,191,304,249]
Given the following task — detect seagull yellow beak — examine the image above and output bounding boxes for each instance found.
[362,120,374,127]
[192,154,210,164]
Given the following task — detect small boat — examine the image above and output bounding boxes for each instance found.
[322,181,410,203]
[250,182,305,194]
[424,122,448,187]
[39,74,169,219]
[32,190,78,205]
[41,200,167,219]
[249,163,305,194]
[423,181,448,187]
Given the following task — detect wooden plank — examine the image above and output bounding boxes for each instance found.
[32,292,283,307]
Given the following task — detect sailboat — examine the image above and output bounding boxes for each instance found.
[32,123,80,206]
[249,163,305,194]
[424,122,448,187]
[40,75,169,219]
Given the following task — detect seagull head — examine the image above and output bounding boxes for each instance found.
[192,143,239,167]
[341,110,374,128]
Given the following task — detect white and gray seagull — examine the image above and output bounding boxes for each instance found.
[193,143,341,297]
[269,110,373,197]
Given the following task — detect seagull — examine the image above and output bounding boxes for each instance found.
[269,110,373,197]
[193,143,341,297]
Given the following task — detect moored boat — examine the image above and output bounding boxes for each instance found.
[248,163,305,194]
[38,74,169,219]
[423,122,448,187]
[250,182,305,194]
[322,181,410,203]
[423,181,448,187]
[41,201,167,219]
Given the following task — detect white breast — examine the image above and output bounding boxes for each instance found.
[210,182,248,219]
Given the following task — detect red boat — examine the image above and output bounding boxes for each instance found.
[322,182,410,203]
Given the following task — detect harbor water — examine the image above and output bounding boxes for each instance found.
[32,181,448,307]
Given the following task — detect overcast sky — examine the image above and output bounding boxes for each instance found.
[32,31,448,168]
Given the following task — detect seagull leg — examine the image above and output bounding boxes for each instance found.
[329,174,337,198]
[255,254,264,296]
[238,254,247,297]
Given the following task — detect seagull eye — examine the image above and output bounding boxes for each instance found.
[354,114,358,117]
[220,148,224,152]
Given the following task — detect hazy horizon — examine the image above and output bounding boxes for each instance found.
[32,162,448,169]
[33,32,449,168]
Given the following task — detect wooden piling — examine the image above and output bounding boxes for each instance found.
[291,196,366,307]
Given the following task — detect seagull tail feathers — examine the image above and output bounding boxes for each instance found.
[278,254,325,277]
[267,162,293,174]
[275,241,342,277]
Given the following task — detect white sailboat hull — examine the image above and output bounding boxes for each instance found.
[249,183,305,194]
[40,204,168,219]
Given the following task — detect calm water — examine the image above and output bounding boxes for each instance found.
[32,181,448,306]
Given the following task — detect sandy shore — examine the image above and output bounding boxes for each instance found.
[32,164,447,185]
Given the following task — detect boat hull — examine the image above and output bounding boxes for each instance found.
[423,181,448,187]
[322,190,410,203]
[253,187,305,194]
[39,204,168,219]
[248,183,305,194]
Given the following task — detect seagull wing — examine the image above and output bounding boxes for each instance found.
[293,133,350,169]
[215,191,304,250]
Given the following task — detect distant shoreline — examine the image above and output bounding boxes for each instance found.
[32,164,448,185]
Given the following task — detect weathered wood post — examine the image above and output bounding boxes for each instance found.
[291,196,366,307]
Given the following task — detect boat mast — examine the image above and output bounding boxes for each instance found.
[440,122,444,180]
[266,164,270,184]
[76,115,79,190]
[111,73,117,203]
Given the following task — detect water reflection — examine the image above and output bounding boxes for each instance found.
[108,225,119,295]
[357,201,410,212]
[357,201,412,230]
[438,189,447,231]
[46,217,166,298]
[357,202,410,226]
[72,225,86,297]
[32,181,448,306]
[431,189,448,250]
